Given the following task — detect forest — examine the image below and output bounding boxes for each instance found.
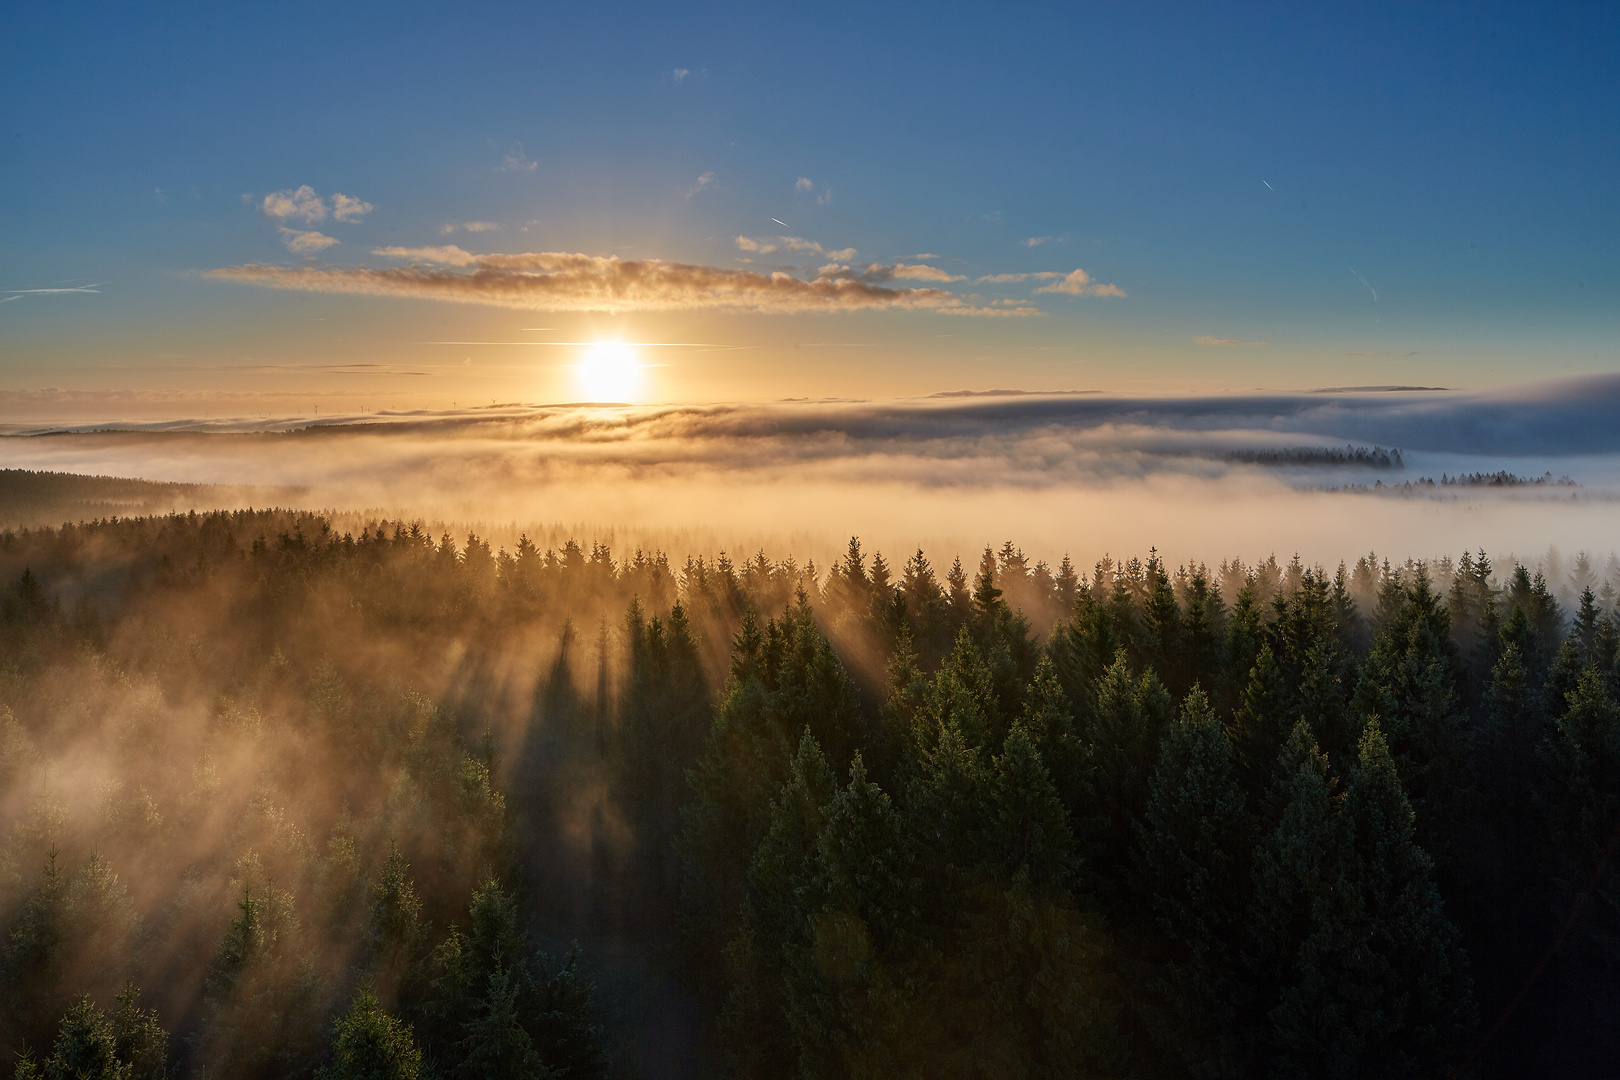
[0,508,1616,1078]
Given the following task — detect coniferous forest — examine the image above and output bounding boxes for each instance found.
[1,509,1617,1079]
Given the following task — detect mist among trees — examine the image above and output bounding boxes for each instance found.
[1,510,1616,1077]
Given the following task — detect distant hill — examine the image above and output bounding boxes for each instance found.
[0,469,303,529]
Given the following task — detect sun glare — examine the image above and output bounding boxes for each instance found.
[576,341,643,402]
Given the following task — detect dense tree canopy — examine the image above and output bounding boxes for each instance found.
[0,511,1616,1077]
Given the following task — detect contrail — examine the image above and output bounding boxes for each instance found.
[1349,267,1377,302]
[1262,180,1275,192]
[4,285,101,294]
[770,218,790,229]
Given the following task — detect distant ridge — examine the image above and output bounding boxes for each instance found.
[1309,385,1449,393]
[928,388,1104,398]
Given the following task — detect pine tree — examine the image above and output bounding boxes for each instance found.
[1338,720,1473,1077]
[1230,644,1294,813]
[318,987,423,1080]
[1077,649,1173,888]
[720,732,837,1078]
[1134,689,1253,1076]
[15,996,127,1080]
[1352,574,1470,869]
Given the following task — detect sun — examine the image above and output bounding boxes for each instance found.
[576,341,643,402]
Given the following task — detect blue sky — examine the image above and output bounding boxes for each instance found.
[2,1,1617,411]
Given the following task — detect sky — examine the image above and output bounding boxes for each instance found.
[2,1,1617,416]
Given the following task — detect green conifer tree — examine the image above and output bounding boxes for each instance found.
[1134,689,1253,1076]
[318,987,423,1080]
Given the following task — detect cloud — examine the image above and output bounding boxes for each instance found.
[685,171,716,198]
[330,193,374,223]
[279,228,339,253]
[1195,336,1269,347]
[498,143,537,172]
[672,68,690,81]
[816,187,832,205]
[887,263,966,283]
[1024,236,1056,247]
[796,176,814,193]
[440,221,499,235]
[262,185,327,224]
[372,244,479,266]
[210,248,1031,315]
[816,263,850,276]
[1034,268,1126,297]
[736,235,853,259]
[975,272,1064,284]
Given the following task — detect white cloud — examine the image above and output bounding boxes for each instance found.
[262,185,327,224]
[736,235,854,259]
[686,171,716,198]
[1034,268,1126,297]
[1024,235,1056,247]
[440,221,499,235]
[816,263,850,276]
[331,193,374,223]
[816,187,832,205]
[372,245,479,266]
[279,227,339,253]
[796,176,814,192]
[975,272,1063,284]
[673,68,690,82]
[498,143,537,172]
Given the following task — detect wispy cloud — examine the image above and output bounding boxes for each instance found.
[736,235,855,260]
[497,143,537,172]
[439,221,499,236]
[330,193,374,223]
[1024,235,1056,247]
[685,171,716,198]
[1195,336,1269,347]
[2,285,101,296]
[672,67,691,81]
[792,175,832,203]
[262,185,327,224]
[1033,268,1126,297]
[975,271,1064,284]
[279,228,340,253]
[373,244,479,266]
[209,248,1033,315]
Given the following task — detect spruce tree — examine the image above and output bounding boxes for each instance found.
[319,988,423,1080]
[1135,689,1253,1076]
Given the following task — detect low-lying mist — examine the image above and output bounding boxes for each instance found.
[4,376,1620,572]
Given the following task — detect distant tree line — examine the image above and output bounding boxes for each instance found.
[1225,445,1404,469]
[0,510,1616,1077]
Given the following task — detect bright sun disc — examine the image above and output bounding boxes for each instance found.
[577,341,642,402]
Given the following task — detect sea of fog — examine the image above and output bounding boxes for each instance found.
[3,374,1620,585]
